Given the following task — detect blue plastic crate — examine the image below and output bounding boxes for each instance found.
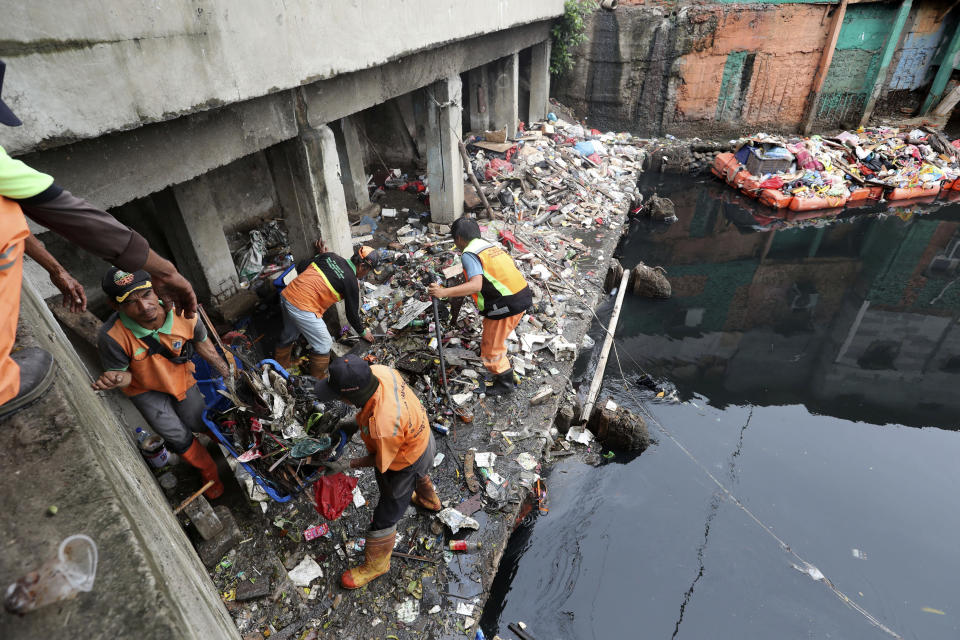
[200,358,345,503]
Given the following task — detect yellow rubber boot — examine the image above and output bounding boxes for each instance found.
[273,343,294,370]
[308,352,331,379]
[411,475,442,512]
[341,528,395,589]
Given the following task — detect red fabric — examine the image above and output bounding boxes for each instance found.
[399,181,426,193]
[484,158,514,180]
[952,140,960,149]
[314,472,358,521]
[498,229,527,253]
[759,176,785,189]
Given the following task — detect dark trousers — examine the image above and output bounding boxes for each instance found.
[370,433,436,531]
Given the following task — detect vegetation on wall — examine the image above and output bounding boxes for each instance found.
[550,0,594,75]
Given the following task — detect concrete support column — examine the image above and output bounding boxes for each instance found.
[267,125,352,263]
[467,66,490,132]
[168,178,240,305]
[332,116,370,211]
[490,53,519,137]
[528,41,551,124]
[423,75,464,224]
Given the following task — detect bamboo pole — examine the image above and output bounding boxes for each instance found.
[802,0,849,135]
[581,269,630,424]
[458,140,496,220]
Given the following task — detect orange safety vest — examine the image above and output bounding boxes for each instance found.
[105,311,198,400]
[355,365,430,473]
[0,197,30,405]
[464,238,532,318]
[281,262,341,317]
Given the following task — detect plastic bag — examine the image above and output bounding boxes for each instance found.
[314,473,358,521]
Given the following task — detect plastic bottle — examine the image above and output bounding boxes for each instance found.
[448,540,482,552]
[136,427,171,469]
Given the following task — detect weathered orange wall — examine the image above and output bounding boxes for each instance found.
[672,4,833,128]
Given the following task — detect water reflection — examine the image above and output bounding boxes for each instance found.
[619,174,960,428]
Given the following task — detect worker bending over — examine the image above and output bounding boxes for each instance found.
[309,354,442,589]
[273,241,379,379]
[0,59,197,422]
[93,268,230,499]
[428,217,532,396]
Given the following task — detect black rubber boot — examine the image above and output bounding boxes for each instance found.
[485,368,516,397]
[0,348,56,422]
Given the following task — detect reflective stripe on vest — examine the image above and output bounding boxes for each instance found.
[464,237,528,313]
[311,262,342,302]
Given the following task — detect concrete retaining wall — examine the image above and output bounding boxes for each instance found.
[0,284,238,640]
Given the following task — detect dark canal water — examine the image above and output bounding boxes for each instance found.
[482,175,960,639]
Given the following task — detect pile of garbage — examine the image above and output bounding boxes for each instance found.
[206,360,352,501]
[713,126,960,212]
[198,113,653,639]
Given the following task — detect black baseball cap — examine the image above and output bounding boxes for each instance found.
[0,61,22,127]
[313,354,374,401]
[355,245,381,270]
[102,267,153,303]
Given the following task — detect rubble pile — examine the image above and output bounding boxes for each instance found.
[188,113,656,640]
[713,126,960,212]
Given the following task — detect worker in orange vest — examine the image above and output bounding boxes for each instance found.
[0,60,197,422]
[93,268,231,498]
[273,241,379,379]
[428,217,532,396]
[306,354,441,589]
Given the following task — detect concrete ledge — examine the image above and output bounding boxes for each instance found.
[0,283,237,640]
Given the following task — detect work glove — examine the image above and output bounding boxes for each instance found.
[322,458,351,475]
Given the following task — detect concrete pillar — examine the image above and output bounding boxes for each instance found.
[168,177,240,305]
[332,115,370,211]
[467,66,490,132]
[528,41,551,124]
[490,53,519,138]
[266,125,352,264]
[423,75,464,224]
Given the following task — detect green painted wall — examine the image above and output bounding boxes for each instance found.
[816,2,898,127]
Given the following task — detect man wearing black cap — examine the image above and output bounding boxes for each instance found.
[273,240,380,379]
[304,354,442,589]
[0,59,197,421]
[93,268,231,499]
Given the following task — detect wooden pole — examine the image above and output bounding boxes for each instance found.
[802,0,849,135]
[458,140,496,220]
[859,0,913,128]
[921,26,960,115]
[198,304,236,380]
[581,270,630,424]
[173,481,216,514]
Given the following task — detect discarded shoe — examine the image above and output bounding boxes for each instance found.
[0,348,56,422]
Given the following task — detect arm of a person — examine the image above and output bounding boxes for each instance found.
[342,274,366,335]
[0,145,196,319]
[22,192,197,318]
[93,329,133,391]
[23,234,87,312]
[429,274,482,299]
[193,333,230,378]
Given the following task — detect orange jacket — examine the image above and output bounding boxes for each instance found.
[356,365,430,473]
[101,311,199,400]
